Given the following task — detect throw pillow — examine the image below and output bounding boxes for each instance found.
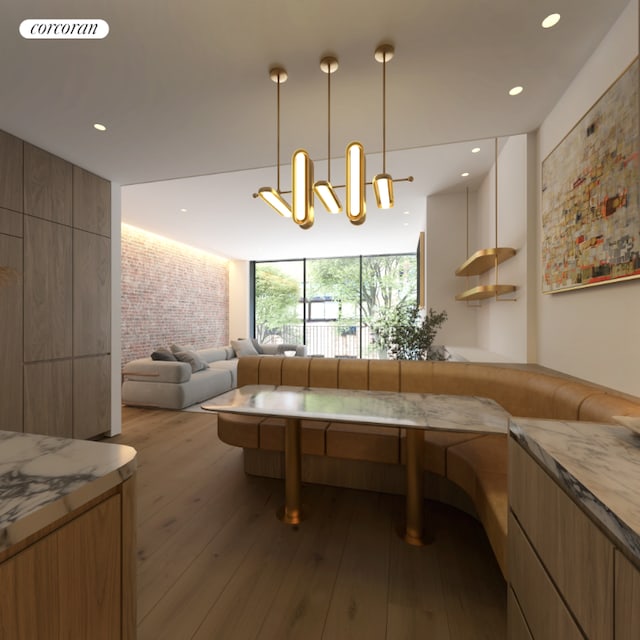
[250,338,264,354]
[151,348,177,361]
[170,343,195,354]
[174,350,208,373]
[231,338,259,357]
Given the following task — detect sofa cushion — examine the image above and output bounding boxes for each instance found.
[208,359,238,387]
[251,338,264,354]
[197,347,229,363]
[123,358,192,383]
[232,338,259,357]
[174,349,208,372]
[170,343,195,354]
[122,367,232,409]
[217,413,261,448]
[151,348,177,361]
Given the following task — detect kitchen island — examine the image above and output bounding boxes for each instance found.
[0,430,137,640]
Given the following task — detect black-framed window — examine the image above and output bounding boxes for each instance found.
[251,253,418,358]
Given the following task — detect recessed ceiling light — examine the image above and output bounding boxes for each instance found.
[93,123,106,131]
[461,172,470,177]
[509,86,524,96]
[403,222,409,227]
[471,147,481,154]
[541,13,561,29]
[403,211,410,215]
[180,208,187,213]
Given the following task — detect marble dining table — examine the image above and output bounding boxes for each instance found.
[203,385,509,545]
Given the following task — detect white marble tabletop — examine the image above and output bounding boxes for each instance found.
[510,417,640,566]
[0,430,137,553]
[203,385,509,433]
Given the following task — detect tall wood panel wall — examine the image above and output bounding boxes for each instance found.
[0,129,111,439]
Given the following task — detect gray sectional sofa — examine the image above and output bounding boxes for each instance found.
[122,340,306,410]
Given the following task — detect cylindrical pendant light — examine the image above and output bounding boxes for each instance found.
[292,149,314,229]
[373,44,395,210]
[314,56,342,214]
[346,141,366,225]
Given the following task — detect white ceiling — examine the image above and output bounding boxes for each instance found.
[0,0,630,260]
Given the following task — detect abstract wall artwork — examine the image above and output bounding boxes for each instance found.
[541,58,639,293]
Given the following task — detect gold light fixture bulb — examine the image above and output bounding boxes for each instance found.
[258,187,292,218]
[373,173,394,209]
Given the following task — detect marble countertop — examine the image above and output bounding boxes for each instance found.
[0,430,137,553]
[510,417,640,567]
[203,385,509,434]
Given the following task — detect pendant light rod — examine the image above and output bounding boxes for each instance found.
[270,66,288,192]
[375,44,394,173]
[320,57,338,181]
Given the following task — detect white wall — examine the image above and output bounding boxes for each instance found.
[110,184,122,436]
[537,0,639,396]
[475,135,531,362]
[229,259,250,340]
[426,191,477,346]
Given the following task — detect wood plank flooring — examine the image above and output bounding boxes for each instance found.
[111,406,506,640]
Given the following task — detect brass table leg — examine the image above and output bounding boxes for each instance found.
[404,428,425,545]
[278,417,303,525]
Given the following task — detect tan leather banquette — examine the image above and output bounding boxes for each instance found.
[216,356,640,578]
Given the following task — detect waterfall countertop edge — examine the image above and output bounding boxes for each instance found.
[510,417,640,568]
[0,430,137,553]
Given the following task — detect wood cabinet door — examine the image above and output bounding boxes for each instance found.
[23,360,73,437]
[73,166,111,236]
[615,551,640,640]
[73,354,111,439]
[24,143,72,224]
[74,229,111,356]
[57,495,121,639]
[0,495,121,640]
[0,130,23,213]
[509,438,614,639]
[24,216,73,361]
[0,233,23,431]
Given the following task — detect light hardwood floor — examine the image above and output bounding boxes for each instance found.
[112,407,506,640]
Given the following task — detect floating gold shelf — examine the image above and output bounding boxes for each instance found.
[455,284,517,302]
[455,247,516,277]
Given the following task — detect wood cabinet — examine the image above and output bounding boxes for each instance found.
[74,230,111,356]
[508,512,582,639]
[1,130,111,438]
[0,479,136,639]
[73,355,111,439]
[23,216,73,362]
[0,233,23,431]
[509,437,639,640]
[23,360,73,438]
[73,166,111,237]
[23,143,73,225]
[0,130,23,212]
[615,551,640,640]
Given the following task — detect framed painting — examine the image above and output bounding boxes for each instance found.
[541,57,639,293]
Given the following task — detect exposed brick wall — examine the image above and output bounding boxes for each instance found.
[121,224,229,366]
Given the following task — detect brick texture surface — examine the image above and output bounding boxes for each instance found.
[120,224,229,366]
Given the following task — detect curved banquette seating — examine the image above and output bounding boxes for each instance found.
[216,356,640,578]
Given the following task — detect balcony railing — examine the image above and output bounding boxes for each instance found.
[258,323,384,359]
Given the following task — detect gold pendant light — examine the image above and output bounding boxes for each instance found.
[373,44,395,209]
[256,67,292,218]
[254,44,412,228]
[313,56,342,214]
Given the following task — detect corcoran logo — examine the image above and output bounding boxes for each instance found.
[19,19,109,39]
